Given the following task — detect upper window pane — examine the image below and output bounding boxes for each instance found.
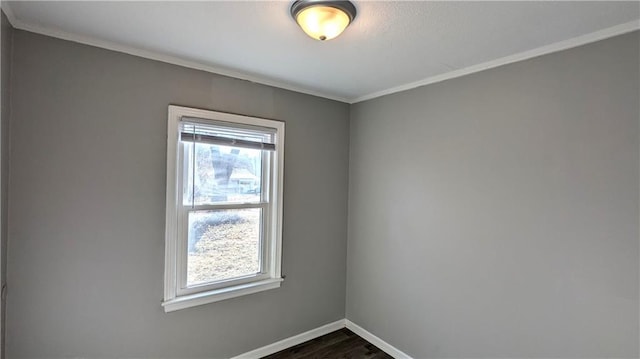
[183,142,263,205]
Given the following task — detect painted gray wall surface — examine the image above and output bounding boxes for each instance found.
[1,10,13,359]
[6,30,349,358]
[347,32,639,358]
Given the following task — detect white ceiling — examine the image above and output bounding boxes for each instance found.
[4,1,640,103]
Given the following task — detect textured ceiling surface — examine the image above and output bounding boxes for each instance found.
[5,1,640,102]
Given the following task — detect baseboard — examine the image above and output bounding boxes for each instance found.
[230,318,412,359]
[230,319,346,359]
[345,319,413,359]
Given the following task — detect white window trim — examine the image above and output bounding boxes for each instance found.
[162,105,285,313]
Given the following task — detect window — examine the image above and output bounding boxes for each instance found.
[163,105,284,312]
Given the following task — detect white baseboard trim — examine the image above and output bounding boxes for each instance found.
[230,318,412,359]
[230,319,346,359]
[345,319,413,359]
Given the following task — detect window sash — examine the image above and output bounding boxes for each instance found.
[176,203,271,295]
[180,142,272,206]
[176,204,272,296]
[176,140,274,294]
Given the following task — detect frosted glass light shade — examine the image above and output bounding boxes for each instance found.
[296,5,350,41]
[291,1,357,41]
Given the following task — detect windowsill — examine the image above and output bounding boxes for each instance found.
[162,277,284,312]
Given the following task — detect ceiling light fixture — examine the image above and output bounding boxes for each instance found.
[290,0,357,41]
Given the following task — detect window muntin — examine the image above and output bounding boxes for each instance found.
[164,106,284,312]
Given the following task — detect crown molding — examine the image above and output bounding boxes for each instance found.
[352,20,640,103]
[2,0,638,105]
[2,3,351,104]
[1,1,17,26]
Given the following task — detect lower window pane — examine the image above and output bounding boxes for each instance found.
[187,209,261,286]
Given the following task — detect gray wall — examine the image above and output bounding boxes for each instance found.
[347,32,639,358]
[6,30,350,358]
[5,20,639,359]
[1,10,13,359]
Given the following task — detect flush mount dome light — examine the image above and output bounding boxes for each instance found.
[290,0,357,41]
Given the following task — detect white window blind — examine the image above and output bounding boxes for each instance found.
[180,118,276,151]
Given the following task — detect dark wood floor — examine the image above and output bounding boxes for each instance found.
[262,328,393,359]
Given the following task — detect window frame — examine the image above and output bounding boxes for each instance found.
[163,105,285,312]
